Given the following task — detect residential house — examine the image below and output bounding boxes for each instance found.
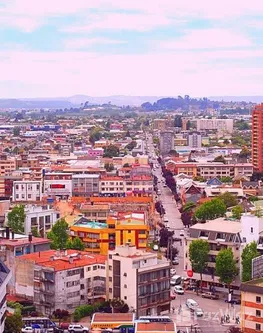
[13,180,42,202]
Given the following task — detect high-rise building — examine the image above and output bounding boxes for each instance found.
[187,131,202,149]
[252,104,263,172]
[160,131,174,155]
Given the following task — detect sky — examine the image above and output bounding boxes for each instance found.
[1,0,263,98]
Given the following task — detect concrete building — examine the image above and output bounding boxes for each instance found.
[187,131,202,149]
[0,260,11,333]
[153,119,171,131]
[99,176,125,196]
[241,278,263,333]
[15,250,106,314]
[0,155,17,177]
[196,118,234,133]
[44,172,72,198]
[107,245,170,316]
[13,180,42,202]
[72,174,100,197]
[80,203,109,223]
[160,131,174,155]
[252,103,263,172]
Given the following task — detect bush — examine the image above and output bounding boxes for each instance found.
[73,303,101,321]
[21,305,36,315]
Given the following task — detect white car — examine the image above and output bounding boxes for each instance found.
[153,244,159,251]
[170,268,176,276]
[68,324,89,333]
[195,307,204,317]
[22,328,34,333]
[174,285,184,295]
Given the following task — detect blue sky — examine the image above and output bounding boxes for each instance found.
[1,0,263,98]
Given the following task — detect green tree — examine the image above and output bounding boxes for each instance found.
[31,226,40,237]
[193,176,205,182]
[13,127,21,136]
[104,162,114,172]
[123,163,130,168]
[182,201,196,212]
[194,198,226,221]
[103,145,119,158]
[47,218,69,250]
[218,192,238,208]
[4,312,23,333]
[174,115,182,128]
[216,248,238,290]
[89,128,102,144]
[213,155,226,164]
[219,176,233,183]
[239,146,251,158]
[241,241,260,282]
[189,239,210,291]
[67,237,85,251]
[7,205,25,233]
[232,205,243,220]
[125,141,137,151]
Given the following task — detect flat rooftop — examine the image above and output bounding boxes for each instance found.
[136,322,175,333]
[92,312,134,323]
[73,220,107,229]
[190,218,241,234]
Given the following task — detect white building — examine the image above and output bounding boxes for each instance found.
[187,132,202,149]
[43,172,72,198]
[160,131,174,155]
[107,245,170,316]
[196,118,234,133]
[13,180,42,202]
[0,260,11,333]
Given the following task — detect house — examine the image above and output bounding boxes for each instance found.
[13,180,42,202]
[0,260,11,333]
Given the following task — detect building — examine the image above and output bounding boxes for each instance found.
[135,322,177,333]
[13,180,42,202]
[80,203,109,223]
[241,278,263,333]
[0,155,17,177]
[160,131,174,155]
[44,172,72,198]
[72,174,100,197]
[91,313,134,330]
[99,176,125,196]
[107,245,170,316]
[252,103,263,172]
[153,119,170,131]
[0,228,50,294]
[0,260,11,333]
[70,213,149,255]
[15,250,106,314]
[196,118,234,133]
[187,131,202,149]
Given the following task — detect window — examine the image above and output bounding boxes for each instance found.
[256,323,261,331]
[109,255,112,259]
[256,310,261,317]
[109,288,112,293]
[109,265,112,271]
[124,296,127,300]
[256,296,261,303]
[251,227,254,233]
[28,194,32,199]
[128,230,131,234]
[80,284,85,290]
[93,265,97,270]
[109,277,112,282]
[124,284,127,288]
[87,267,91,271]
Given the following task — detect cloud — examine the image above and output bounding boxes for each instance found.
[159,29,252,50]
[64,37,127,49]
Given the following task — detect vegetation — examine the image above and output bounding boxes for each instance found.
[4,312,23,333]
[103,144,120,158]
[216,248,238,290]
[7,205,26,233]
[194,198,226,221]
[125,141,137,151]
[66,237,85,251]
[89,128,102,144]
[174,115,182,127]
[159,228,174,248]
[218,192,238,208]
[189,240,210,291]
[31,226,40,237]
[213,155,226,164]
[219,176,233,183]
[53,309,70,323]
[232,205,243,220]
[104,162,114,172]
[47,218,69,250]
[241,241,260,282]
[235,119,250,130]
[193,176,205,182]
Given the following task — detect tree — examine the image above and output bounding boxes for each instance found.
[104,162,114,172]
[241,241,260,282]
[218,192,238,208]
[31,226,40,237]
[182,201,196,212]
[232,205,243,220]
[194,198,226,221]
[7,205,25,233]
[47,218,69,250]
[13,127,21,136]
[103,145,119,158]
[216,248,238,290]
[193,176,205,182]
[89,129,102,144]
[189,240,210,291]
[239,146,251,158]
[174,115,182,128]
[219,176,233,183]
[110,299,129,313]
[67,237,85,251]
[53,309,70,324]
[213,155,226,164]
[123,163,130,168]
[4,312,23,333]
[159,228,174,248]
[125,141,137,151]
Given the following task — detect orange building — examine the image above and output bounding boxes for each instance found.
[252,104,263,172]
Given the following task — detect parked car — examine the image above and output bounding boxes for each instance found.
[172,257,179,265]
[224,297,241,305]
[170,275,182,286]
[201,292,220,300]
[68,324,89,333]
[179,230,184,236]
[54,328,64,333]
[21,328,33,333]
[153,244,159,251]
[194,307,204,317]
[170,268,176,276]
[174,285,184,295]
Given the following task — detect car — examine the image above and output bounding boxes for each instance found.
[224,297,241,305]
[186,298,198,310]
[179,230,184,236]
[201,292,220,300]
[172,257,179,265]
[170,268,176,276]
[54,328,64,333]
[174,285,184,295]
[194,307,204,317]
[68,324,89,333]
[60,322,70,329]
[153,244,159,251]
[22,328,34,333]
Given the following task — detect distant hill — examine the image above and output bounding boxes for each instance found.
[0,99,74,109]
[209,96,262,103]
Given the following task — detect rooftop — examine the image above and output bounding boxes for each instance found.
[190,218,241,233]
[136,322,175,333]
[92,313,134,323]
[73,217,107,229]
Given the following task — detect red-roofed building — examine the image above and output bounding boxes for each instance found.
[15,250,106,314]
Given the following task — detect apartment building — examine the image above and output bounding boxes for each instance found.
[107,245,170,316]
[196,163,253,180]
[15,250,106,314]
[126,176,153,196]
[252,103,263,172]
[72,174,100,197]
[70,213,149,255]
[13,180,42,202]
[241,279,263,333]
[160,131,174,155]
[0,260,11,333]
[0,155,17,176]
[187,131,202,149]
[196,118,234,133]
[44,172,72,198]
[99,176,125,196]
[153,119,171,131]
[80,203,109,223]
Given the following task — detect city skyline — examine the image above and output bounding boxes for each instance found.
[1,0,263,97]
